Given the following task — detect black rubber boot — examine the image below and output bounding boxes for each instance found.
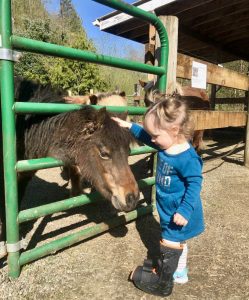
[131,242,183,297]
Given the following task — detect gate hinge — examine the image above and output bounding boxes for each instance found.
[0,48,22,62]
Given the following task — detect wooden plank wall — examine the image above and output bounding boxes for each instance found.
[191,111,247,130]
[177,54,249,129]
[177,53,249,91]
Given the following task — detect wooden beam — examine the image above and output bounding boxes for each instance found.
[145,24,156,82]
[201,16,249,38]
[244,89,249,167]
[191,110,247,130]
[157,16,179,94]
[124,25,148,41]
[218,27,249,44]
[179,25,249,63]
[111,19,147,36]
[178,43,209,53]
[155,0,215,16]
[177,53,249,91]
[210,85,217,110]
[180,48,237,65]
[182,0,248,27]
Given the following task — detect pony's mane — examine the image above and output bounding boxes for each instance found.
[78,106,133,148]
[101,114,133,148]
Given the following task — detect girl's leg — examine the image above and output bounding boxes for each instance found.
[130,239,183,297]
[173,242,188,283]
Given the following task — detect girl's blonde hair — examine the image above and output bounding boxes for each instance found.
[144,94,194,139]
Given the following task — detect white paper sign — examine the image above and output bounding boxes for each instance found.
[191,61,207,89]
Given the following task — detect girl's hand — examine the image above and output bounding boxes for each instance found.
[111,117,132,129]
[173,213,188,226]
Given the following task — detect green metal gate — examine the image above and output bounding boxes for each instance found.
[0,0,169,278]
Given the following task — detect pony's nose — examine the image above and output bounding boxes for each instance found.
[126,193,137,210]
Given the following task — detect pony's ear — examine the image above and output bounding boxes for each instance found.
[119,91,126,98]
[96,107,107,125]
[89,94,98,105]
[108,110,128,121]
[144,97,155,107]
[139,79,147,87]
[116,111,128,121]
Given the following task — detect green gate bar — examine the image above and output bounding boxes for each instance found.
[18,177,156,223]
[16,146,157,173]
[14,102,148,114]
[0,0,168,278]
[16,157,64,173]
[11,36,165,76]
[0,0,20,277]
[19,204,154,267]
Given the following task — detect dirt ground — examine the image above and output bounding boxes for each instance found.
[0,131,249,300]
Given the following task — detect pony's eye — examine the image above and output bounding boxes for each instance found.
[99,149,110,160]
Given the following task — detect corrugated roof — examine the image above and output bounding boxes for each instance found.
[94,0,249,64]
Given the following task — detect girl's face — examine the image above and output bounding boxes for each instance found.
[144,114,179,150]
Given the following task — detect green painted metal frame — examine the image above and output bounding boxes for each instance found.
[0,0,168,277]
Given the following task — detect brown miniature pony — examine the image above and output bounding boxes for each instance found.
[64,91,127,111]
[139,80,210,152]
[0,78,139,254]
[16,105,139,211]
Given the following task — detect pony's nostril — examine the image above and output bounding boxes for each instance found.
[126,193,136,208]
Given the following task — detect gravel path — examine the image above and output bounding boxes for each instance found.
[0,137,249,300]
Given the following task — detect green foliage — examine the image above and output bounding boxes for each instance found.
[94,34,147,95]
[45,36,108,94]
[59,0,82,34]
[12,0,108,94]
[14,18,54,83]
[12,0,48,31]
[99,66,145,96]
[11,0,148,96]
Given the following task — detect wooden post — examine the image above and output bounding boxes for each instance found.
[144,24,156,82]
[210,84,217,110]
[155,16,179,94]
[244,90,249,167]
[244,90,248,112]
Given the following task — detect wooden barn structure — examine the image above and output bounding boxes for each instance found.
[93,0,249,166]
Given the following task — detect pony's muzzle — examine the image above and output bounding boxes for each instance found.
[111,191,139,212]
[125,192,138,211]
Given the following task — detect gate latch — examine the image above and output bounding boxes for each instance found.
[0,48,22,62]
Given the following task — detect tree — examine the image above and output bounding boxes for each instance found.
[12,0,109,94]
[59,0,82,34]
[14,18,54,84]
[45,35,108,94]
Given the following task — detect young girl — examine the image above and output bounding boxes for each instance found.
[112,94,204,297]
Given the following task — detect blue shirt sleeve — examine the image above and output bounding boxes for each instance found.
[130,123,160,150]
[175,156,203,221]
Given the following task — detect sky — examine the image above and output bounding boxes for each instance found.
[47,0,143,57]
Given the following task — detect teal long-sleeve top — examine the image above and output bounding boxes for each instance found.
[130,123,205,242]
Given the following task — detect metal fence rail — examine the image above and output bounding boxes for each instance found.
[0,0,168,277]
